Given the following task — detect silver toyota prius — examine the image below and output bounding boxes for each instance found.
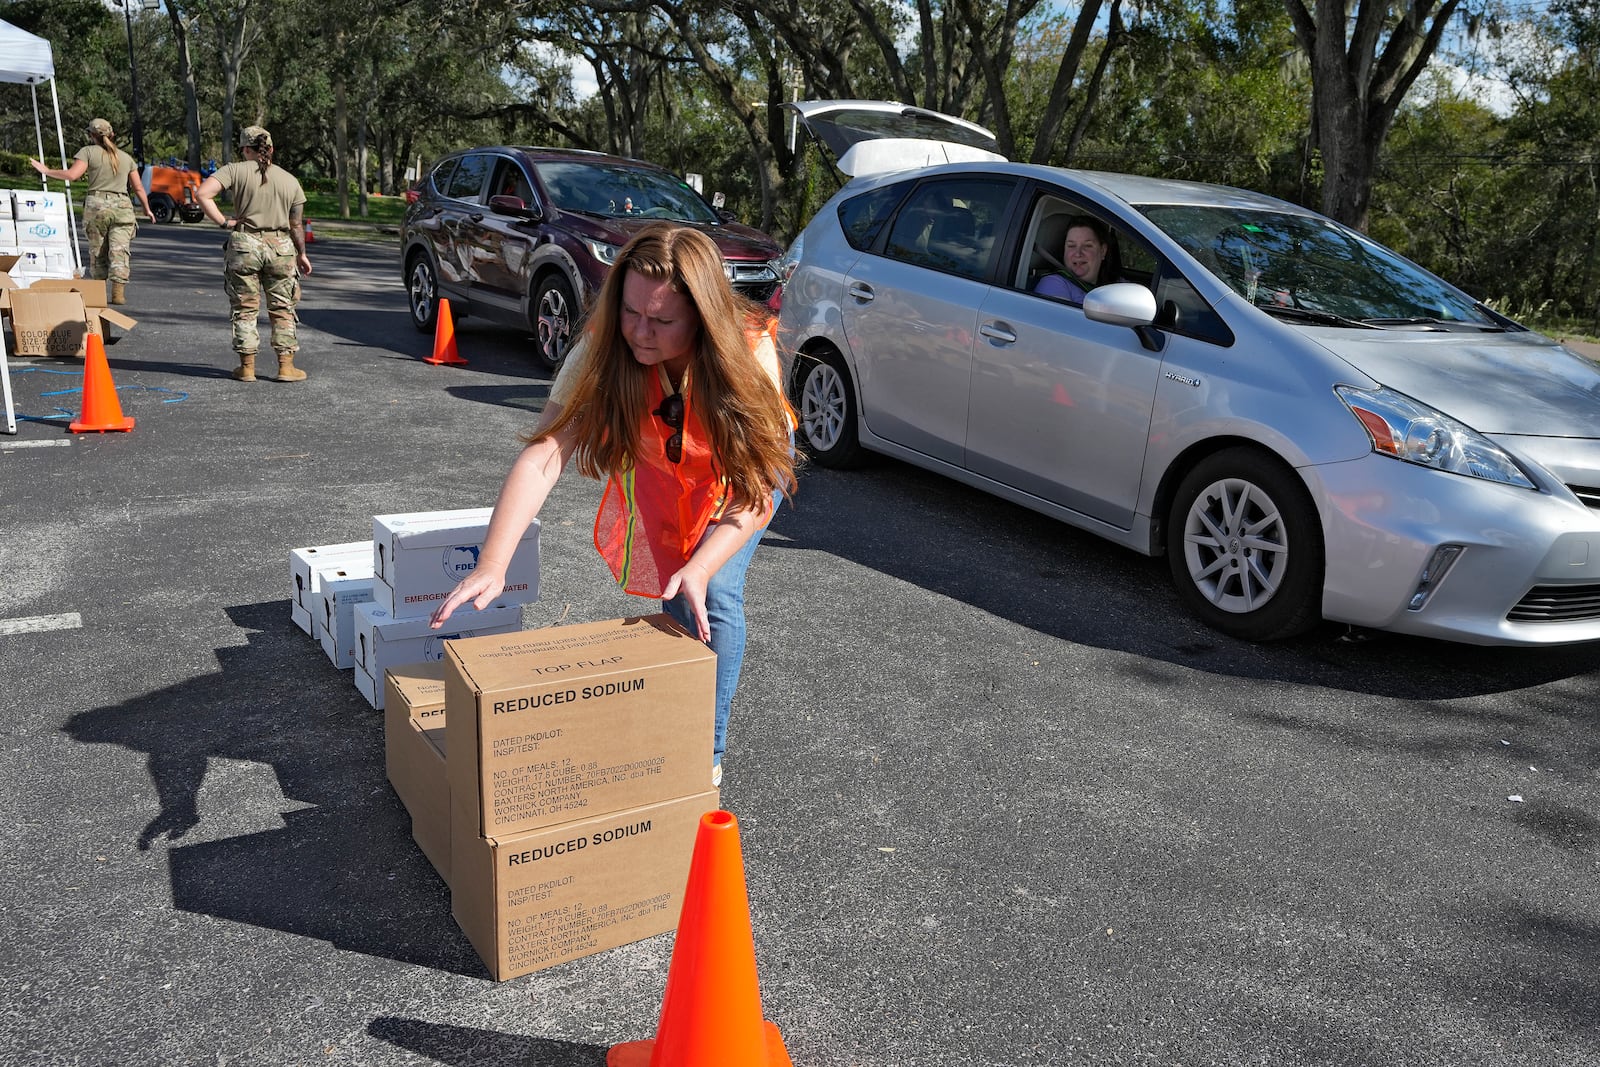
[776,100,1600,645]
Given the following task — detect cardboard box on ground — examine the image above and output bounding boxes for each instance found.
[385,614,721,981]
[0,259,138,358]
[372,508,541,618]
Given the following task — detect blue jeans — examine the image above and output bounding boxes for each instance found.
[663,494,778,766]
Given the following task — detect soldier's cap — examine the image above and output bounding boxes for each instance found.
[240,125,272,149]
[86,118,114,138]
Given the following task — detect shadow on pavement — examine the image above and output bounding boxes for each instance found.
[62,600,486,977]
[767,456,1600,707]
[368,1018,607,1066]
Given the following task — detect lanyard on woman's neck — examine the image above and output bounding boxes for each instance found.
[656,362,690,397]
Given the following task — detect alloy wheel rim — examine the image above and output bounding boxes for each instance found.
[1182,476,1288,614]
[537,287,570,363]
[801,363,845,450]
[410,263,434,324]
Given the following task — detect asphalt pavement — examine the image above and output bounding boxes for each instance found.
[2,220,1598,1067]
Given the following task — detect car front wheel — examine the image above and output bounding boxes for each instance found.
[532,274,577,370]
[1167,447,1323,641]
[408,254,438,334]
[149,195,175,224]
[796,350,865,468]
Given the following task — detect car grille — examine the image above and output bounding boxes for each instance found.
[726,262,779,302]
[1566,484,1600,509]
[1507,583,1600,622]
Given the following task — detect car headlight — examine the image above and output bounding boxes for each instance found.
[585,238,621,266]
[773,236,803,287]
[1336,385,1536,489]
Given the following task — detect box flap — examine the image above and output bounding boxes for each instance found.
[95,307,138,330]
[29,278,108,308]
[386,659,449,709]
[366,602,520,643]
[446,614,705,694]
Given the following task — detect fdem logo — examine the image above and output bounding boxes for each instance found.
[424,634,461,659]
[441,544,480,581]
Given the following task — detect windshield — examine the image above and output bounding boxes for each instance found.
[1140,204,1499,327]
[539,161,719,223]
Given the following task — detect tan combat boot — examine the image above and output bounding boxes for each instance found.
[232,353,257,382]
[110,281,126,305]
[276,351,307,382]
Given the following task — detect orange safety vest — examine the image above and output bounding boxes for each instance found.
[593,323,788,598]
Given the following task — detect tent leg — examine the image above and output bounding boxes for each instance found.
[47,77,81,277]
[1,324,17,435]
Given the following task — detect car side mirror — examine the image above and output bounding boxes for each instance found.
[1084,282,1164,353]
[716,208,736,224]
[488,194,539,220]
[1082,282,1158,328]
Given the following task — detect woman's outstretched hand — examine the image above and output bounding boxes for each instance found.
[430,566,506,629]
[661,562,712,642]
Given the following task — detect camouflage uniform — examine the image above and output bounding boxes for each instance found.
[83,192,138,283]
[224,229,300,358]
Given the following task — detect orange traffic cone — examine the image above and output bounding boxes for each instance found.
[608,810,792,1067]
[424,297,467,365]
[70,334,134,433]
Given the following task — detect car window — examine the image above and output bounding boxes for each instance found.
[1152,266,1234,346]
[429,157,459,196]
[837,183,906,252]
[444,153,492,202]
[1141,204,1498,325]
[1016,193,1145,302]
[489,158,533,205]
[538,160,719,223]
[880,177,1013,282]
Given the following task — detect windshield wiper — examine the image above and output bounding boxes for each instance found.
[1361,316,1506,332]
[1257,303,1377,329]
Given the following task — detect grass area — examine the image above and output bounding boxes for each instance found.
[303,190,406,225]
[2,171,404,223]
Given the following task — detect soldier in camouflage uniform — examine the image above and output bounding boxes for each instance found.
[196,125,313,382]
[29,118,156,304]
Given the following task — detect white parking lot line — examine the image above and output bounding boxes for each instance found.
[1,439,71,449]
[0,612,83,635]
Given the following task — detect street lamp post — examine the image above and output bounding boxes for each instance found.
[117,0,161,168]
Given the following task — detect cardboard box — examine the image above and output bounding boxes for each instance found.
[353,601,523,710]
[0,253,21,293]
[452,790,718,981]
[290,601,312,635]
[316,565,375,670]
[444,614,716,841]
[15,217,69,245]
[371,508,540,619]
[3,246,73,283]
[384,662,450,882]
[289,541,373,633]
[1,277,138,358]
[10,190,67,222]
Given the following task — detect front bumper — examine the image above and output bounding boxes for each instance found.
[1311,453,1600,646]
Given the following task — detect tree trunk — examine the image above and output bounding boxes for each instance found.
[1285,0,1461,230]
[167,5,204,171]
[334,28,349,219]
[1030,0,1105,163]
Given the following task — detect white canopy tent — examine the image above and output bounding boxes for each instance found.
[0,18,82,433]
[0,18,82,271]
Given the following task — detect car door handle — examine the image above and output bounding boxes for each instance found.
[979,322,1017,345]
[468,212,484,223]
[847,283,874,304]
